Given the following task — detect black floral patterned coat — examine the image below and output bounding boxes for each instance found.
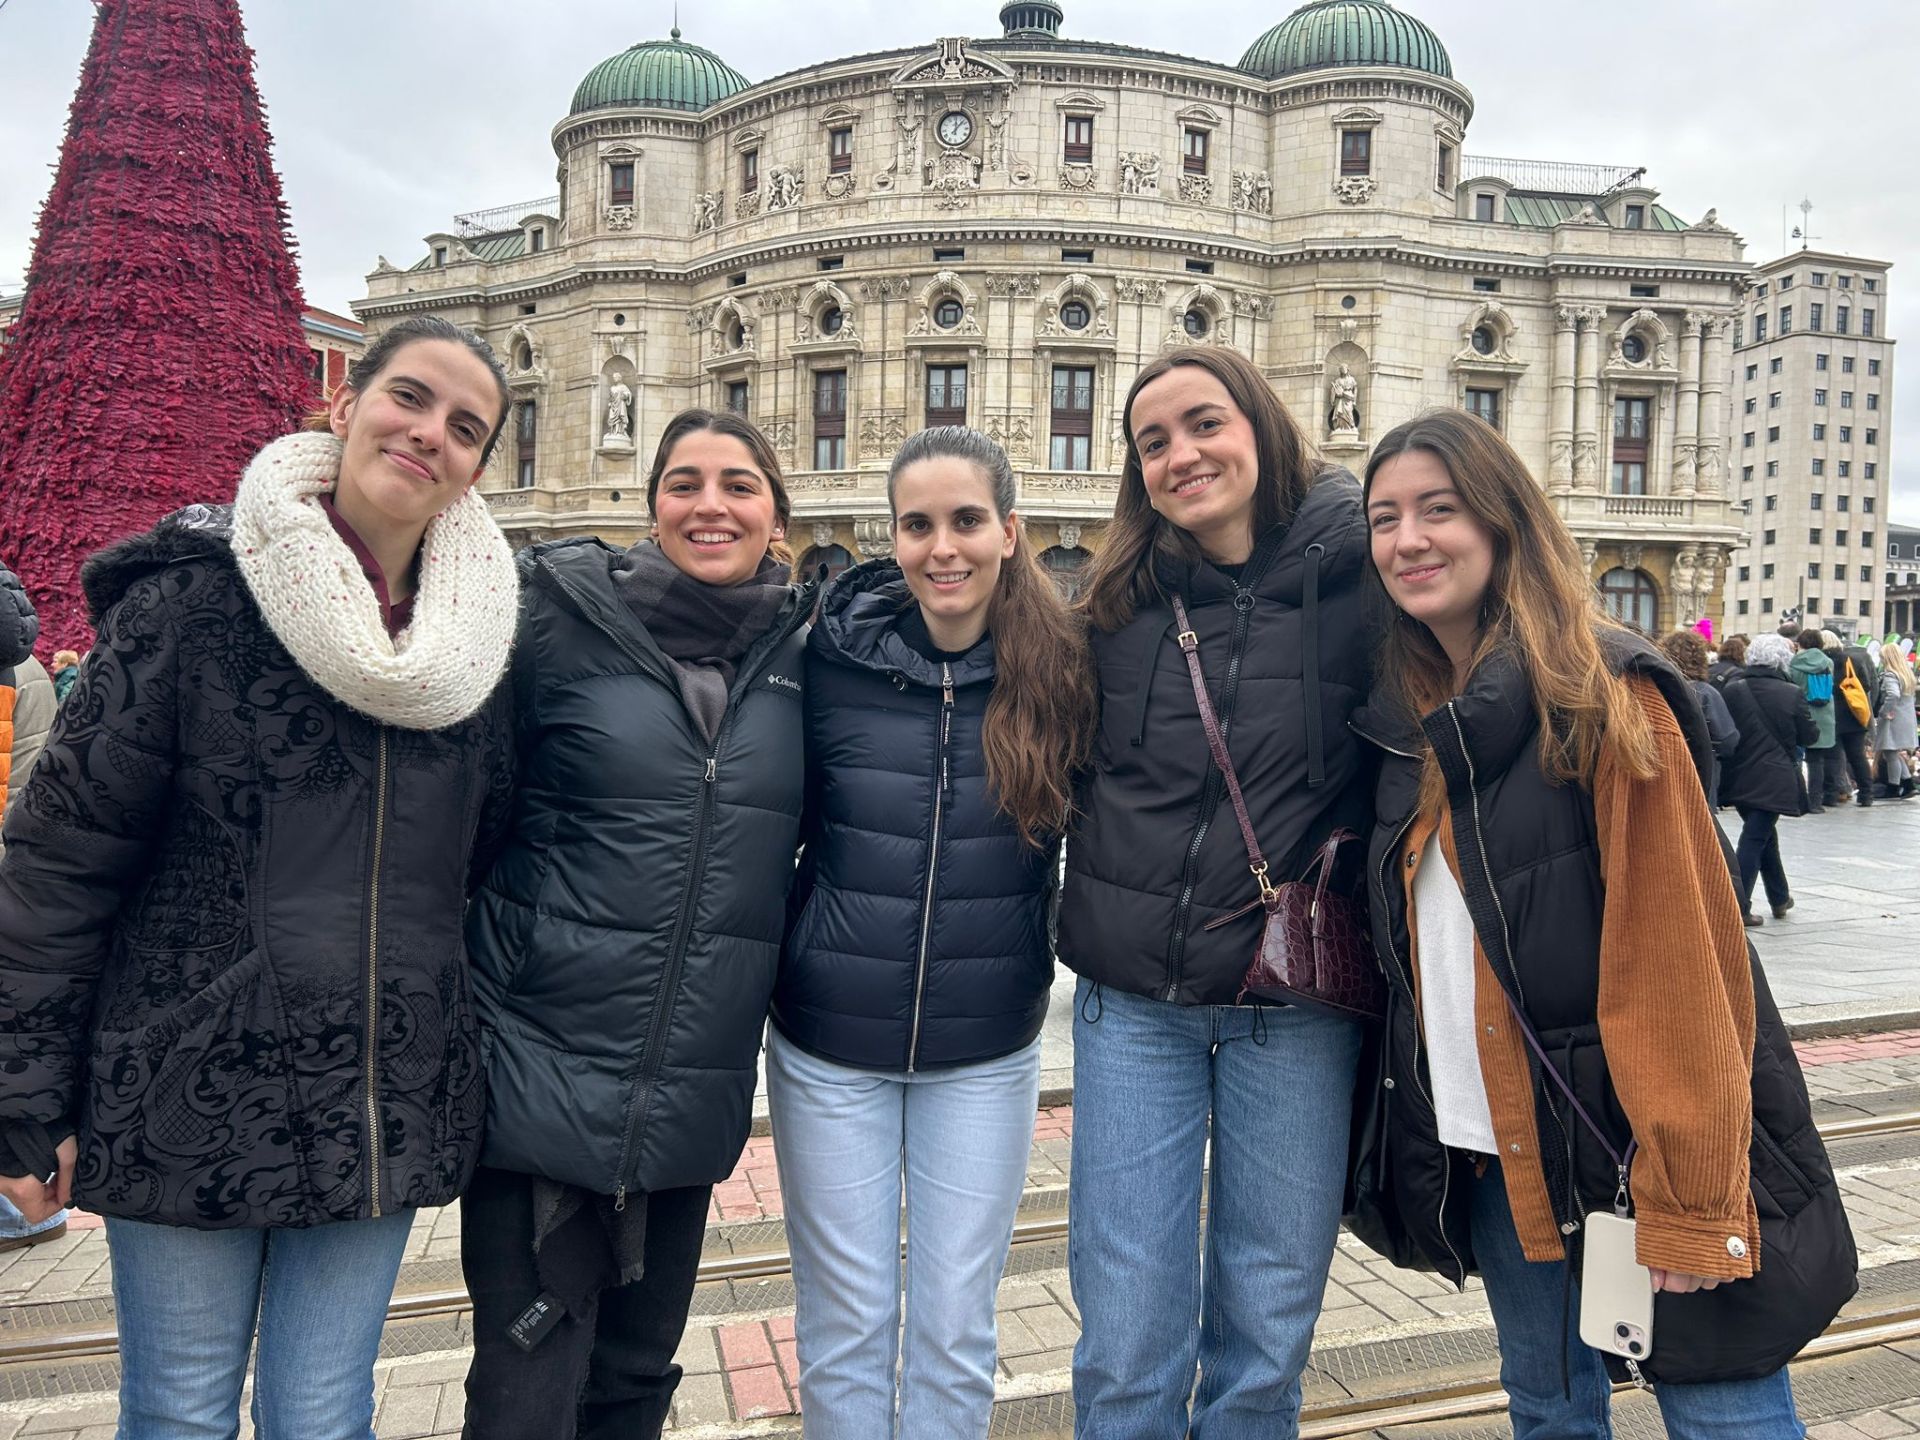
[0,507,513,1228]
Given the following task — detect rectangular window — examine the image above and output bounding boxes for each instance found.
[725,380,749,416]
[817,256,844,271]
[434,245,449,267]
[1610,396,1649,495]
[1436,142,1453,190]
[1843,356,1855,373]
[1778,306,1792,334]
[1761,598,1774,614]
[1837,531,1849,547]
[1064,115,1094,164]
[1185,259,1215,274]
[1812,271,1827,286]
[1841,391,1854,408]
[1734,321,1743,347]
[1810,303,1823,331]
[812,369,847,470]
[1061,248,1094,265]
[1815,389,1827,406]
[1809,493,1821,509]
[610,163,634,207]
[1340,130,1372,175]
[1474,193,1496,222]
[1770,357,1783,374]
[1839,461,1851,478]
[1754,314,1767,342]
[1779,274,1794,289]
[741,149,759,194]
[828,127,853,174]
[1049,365,1095,471]
[1764,530,1776,546]
[1839,275,1852,289]
[1764,563,1776,579]
[1840,426,1852,442]
[1866,428,1877,445]
[1738,566,1750,582]
[529,227,546,253]
[1743,431,1754,448]
[1865,278,1878,292]
[925,365,967,429]
[1756,282,1768,298]
[1766,460,1778,477]
[1744,398,1756,415]
[1865,463,1877,480]
[1859,600,1872,618]
[1742,466,1753,483]
[1862,566,1873,584]
[515,401,536,489]
[1807,597,1820,612]
[1630,283,1659,298]
[1464,388,1501,430]
[1836,307,1849,335]
[1185,128,1210,175]
[1809,563,1822,580]
[1769,391,1781,409]
[932,247,966,263]
[1765,494,1779,511]
[1737,600,1750,616]
[1867,393,1880,410]
[1809,529,1822,545]
[1813,459,1825,476]
[1862,531,1876,550]
[1813,424,1826,439]
[1869,358,1881,376]
[1473,277,1501,293]
[1816,352,1828,370]
[1768,426,1779,441]
[1745,363,1758,380]
[1624,204,1645,229]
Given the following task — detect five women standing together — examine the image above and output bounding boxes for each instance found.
[0,313,1857,1440]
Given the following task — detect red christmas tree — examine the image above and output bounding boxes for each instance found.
[0,0,310,655]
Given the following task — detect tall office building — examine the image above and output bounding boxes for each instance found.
[1723,250,1895,640]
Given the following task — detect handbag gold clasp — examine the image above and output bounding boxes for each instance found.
[1249,860,1278,902]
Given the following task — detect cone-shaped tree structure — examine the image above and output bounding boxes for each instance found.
[0,0,310,654]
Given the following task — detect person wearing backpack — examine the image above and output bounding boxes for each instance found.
[1831,636,1879,807]
[1789,630,1838,812]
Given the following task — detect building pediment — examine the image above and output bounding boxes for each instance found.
[889,37,1016,91]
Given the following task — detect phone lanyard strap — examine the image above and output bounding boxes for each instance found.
[1503,991,1639,1215]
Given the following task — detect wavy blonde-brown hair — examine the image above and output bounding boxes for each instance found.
[1363,409,1657,805]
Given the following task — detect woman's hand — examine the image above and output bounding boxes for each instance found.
[1649,1267,1724,1295]
[0,1136,74,1225]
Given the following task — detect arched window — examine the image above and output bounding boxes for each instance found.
[1598,567,1658,632]
[798,543,853,585]
[1040,544,1093,601]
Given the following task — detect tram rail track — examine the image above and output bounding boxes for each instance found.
[3,1106,1917,1397]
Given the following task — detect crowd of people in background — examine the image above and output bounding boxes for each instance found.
[0,315,1905,1439]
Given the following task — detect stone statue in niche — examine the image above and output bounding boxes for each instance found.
[1327,365,1361,436]
[692,192,721,232]
[603,377,633,445]
[1671,549,1699,620]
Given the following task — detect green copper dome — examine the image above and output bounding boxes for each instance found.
[570,28,749,115]
[1239,1,1452,81]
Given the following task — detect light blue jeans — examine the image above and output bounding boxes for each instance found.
[1470,1161,1804,1439]
[0,1194,65,1240]
[766,1026,1041,1440]
[106,1210,415,1440]
[1067,978,1361,1439]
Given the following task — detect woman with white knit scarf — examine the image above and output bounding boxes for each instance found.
[0,316,519,1439]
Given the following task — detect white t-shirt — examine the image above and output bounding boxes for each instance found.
[1412,832,1499,1155]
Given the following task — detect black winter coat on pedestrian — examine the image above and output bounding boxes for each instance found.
[466,539,811,1200]
[1059,472,1375,1005]
[1351,633,1856,1384]
[1721,666,1818,816]
[774,561,1056,1073]
[0,508,514,1228]
[1836,645,1880,737]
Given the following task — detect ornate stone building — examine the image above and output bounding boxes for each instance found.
[356,0,1750,627]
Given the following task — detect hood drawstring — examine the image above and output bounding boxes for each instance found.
[1303,543,1326,788]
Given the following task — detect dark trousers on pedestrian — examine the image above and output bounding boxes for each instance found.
[1736,807,1790,912]
[1836,729,1874,804]
[1807,744,1847,807]
[460,1165,712,1440]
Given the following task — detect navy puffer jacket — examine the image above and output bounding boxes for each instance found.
[773,561,1055,1072]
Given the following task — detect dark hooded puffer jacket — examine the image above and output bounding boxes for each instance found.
[1059,472,1376,1005]
[0,507,514,1228]
[774,561,1057,1073]
[466,539,811,1201]
[1721,665,1817,816]
[1351,632,1856,1384]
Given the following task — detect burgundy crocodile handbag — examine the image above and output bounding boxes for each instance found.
[1169,597,1385,1024]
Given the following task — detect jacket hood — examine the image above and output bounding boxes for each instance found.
[81,504,234,624]
[1152,466,1364,605]
[1790,649,1832,675]
[0,562,37,668]
[811,556,996,688]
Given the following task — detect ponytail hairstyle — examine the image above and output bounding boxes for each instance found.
[887,426,1095,846]
[1076,346,1320,633]
[1363,408,1657,809]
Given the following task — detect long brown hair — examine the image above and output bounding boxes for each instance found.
[1363,409,1657,804]
[646,408,793,567]
[1077,347,1319,633]
[888,427,1095,846]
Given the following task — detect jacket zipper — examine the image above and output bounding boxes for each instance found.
[365,728,390,1219]
[906,663,955,1073]
[1162,592,1256,1001]
[616,726,726,1211]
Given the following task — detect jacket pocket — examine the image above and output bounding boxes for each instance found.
[1748,1119,1817,1221]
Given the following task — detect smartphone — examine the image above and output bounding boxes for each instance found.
[1577,1212,1655,1362]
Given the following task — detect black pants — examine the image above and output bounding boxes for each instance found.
[461,1166,712,1440]
[1736,807,1789,911]
[1836,729,1874,803]
[1807,744,1848,807]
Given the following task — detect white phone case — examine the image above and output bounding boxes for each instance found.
[1577,1211,1655,1362]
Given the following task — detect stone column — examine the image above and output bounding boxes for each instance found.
[1695,317,1731,494]
[1548,305,1578,493]
[1572,306,1605,491]
[1672,313,1703,497]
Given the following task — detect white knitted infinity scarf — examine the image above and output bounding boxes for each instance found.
[231,432,516,730]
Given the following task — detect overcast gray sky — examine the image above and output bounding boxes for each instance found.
[2,0,1915,521]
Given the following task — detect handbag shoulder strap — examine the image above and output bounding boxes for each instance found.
[1170,595,1274,898]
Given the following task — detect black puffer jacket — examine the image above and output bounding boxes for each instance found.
[1059,473,1375,1004]
[1722,666,1817,816]
[467,539,810,1200]
[1353,635,1856,1384]
[774,561,1056,1073]
[0,508,513,1228]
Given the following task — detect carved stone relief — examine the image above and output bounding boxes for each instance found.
[1333,176,1376,205]
[737,189,763,219]
[984,274,1041,298]
[1178,174,1213,205]
[854,516,894,558]
[766,166,804,211]
[1119,153,1161,196]
[604,205,636,232]
[1059,164,1098,192]
[822,172,857,200]
[691,192,722,233]
[1115,278,1166,303]
[1231,170,1272,214]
